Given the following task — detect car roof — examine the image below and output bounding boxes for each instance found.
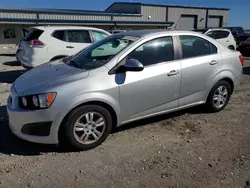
[31,26,110,33]
[114,29,206,38]
[207,28,231,32]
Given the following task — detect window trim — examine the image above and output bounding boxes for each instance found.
[65,29,92,43]
[176,34,218,60]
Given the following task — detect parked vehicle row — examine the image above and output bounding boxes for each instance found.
[16,26,110,68]
[8,30,243,150]
[192,26,250,56]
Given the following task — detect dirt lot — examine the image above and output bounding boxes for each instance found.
[0,53,250,188]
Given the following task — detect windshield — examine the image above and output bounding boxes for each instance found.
[64,35,139,70]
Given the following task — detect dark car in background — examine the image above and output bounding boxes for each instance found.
[224,27,249,45]
[193,27,250,56]
[237,37,250,56]
[225,27,250,56]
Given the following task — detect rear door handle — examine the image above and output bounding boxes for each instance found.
[167,70,179,76]
[210,60,218,65]
[66,46,74,49]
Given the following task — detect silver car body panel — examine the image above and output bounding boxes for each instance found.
[7,30,242,144]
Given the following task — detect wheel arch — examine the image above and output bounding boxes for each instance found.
[228,45,235,50]
[206,75,235,102]
[59,100,119,138]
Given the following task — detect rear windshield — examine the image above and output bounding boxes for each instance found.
[24,29,44,41]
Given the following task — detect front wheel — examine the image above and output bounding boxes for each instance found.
[206,80,232,112]
[60,105,112,150]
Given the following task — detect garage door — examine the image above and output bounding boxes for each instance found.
[208,16,222,27]
[178,15,197,30]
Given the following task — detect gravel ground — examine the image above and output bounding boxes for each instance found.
[0,54,250,188]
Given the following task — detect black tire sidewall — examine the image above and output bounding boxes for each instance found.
[207,80,232,112]
[61,105,112,150]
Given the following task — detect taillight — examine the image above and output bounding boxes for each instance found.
[239,55,244,66]
[28,40,45,48]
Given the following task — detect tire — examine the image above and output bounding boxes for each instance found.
[206,80,232,112]
[228,45,235,50]
[60,105,112,150]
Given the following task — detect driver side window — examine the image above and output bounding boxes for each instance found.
[127,37,174,67]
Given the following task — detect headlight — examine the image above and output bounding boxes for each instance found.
[32,95,39,107]
[21,97,27,107]
[38,93,56,108]
[19,93,56,109]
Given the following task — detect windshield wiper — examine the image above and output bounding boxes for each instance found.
[63,58,82,69]
[69,60,82,69]
[62,56,71,63]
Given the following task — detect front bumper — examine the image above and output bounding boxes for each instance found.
[7,89,60,144]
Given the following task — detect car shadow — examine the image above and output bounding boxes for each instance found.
[0,69,26,84]
[115,106,206,133]
[0,53,15,57]
[243,66,250,75]
[3,61,21,67]
[0,105,62,156]
[0,104,206,156]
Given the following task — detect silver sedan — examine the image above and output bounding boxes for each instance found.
[7,30,243,150]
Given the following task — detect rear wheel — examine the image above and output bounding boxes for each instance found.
[206,80,232,112]
[60,105,112,150]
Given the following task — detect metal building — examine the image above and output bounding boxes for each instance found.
[0,2,229,48]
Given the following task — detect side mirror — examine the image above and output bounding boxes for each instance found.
[123,58,144,72]
[108,58,144,75]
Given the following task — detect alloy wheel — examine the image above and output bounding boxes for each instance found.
[73,112,106,145]
[213,85,229,109]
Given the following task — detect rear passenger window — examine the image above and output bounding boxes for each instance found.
[67,30,91,43]
[179,35,217,58]
[53,30,65,41]
[127,37,174,66]
[92,31,109,42]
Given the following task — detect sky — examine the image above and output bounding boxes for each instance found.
[0,0,249,29]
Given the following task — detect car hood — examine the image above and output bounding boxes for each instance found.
[14,60,89,94]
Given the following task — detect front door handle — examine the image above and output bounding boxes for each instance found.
[210,60,218,65]
[167,70,179,76]
[66,46,74,49]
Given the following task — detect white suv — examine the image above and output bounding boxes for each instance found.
[204,29,236,50]
[16,26,110,68]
